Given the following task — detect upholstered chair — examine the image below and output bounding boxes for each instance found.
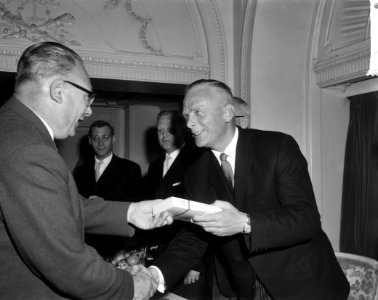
[335,252,378,300]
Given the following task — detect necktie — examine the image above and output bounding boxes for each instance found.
[220,153,234,187]
[163,154,172,177]
[95,160,104,181]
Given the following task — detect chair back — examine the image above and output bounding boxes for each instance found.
[335,252,378,300]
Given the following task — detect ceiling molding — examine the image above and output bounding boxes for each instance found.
[0,0,226,85]
[314,0,371,87]
[240,0,258,104]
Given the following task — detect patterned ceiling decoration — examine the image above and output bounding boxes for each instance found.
[0,0,224,84]
[314,0,372,87]
[104,0,162,54]
[0,0,79,45]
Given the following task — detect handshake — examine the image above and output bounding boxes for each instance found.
[111,251,161,300]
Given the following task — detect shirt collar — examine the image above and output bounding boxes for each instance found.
[167,148,180,160]
[95,153,113,164]
[166,143,184,160]
[212,127,239,162]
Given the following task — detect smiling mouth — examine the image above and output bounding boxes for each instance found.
[192,129,204,137]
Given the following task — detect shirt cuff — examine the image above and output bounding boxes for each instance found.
[127,203,134,224]
[148,265,166,293]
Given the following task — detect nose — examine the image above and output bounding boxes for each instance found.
[84,106,92,117]
[186,114,195,129]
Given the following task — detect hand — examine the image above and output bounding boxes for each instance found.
[183,270,200,285]
[130,265,157,300]
[128,200,173,230]
[192,200,246,236]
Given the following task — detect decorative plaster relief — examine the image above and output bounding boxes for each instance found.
[104,0,162,54]
[314,0,371,87]
[0,1,79,45]
[240,0,257,103]
[0,0,222,84]
[314,47,371,87]
[324,0,369,52]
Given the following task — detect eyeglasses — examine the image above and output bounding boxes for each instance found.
[64,80,96,104]
[90,135,112,143]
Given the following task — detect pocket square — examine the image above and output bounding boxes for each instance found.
[172,182,183,187]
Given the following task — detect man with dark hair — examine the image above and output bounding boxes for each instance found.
[0,41,171,300]
[150,79,350,299]
[74,119,142,258]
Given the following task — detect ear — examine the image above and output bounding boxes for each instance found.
[223,104,235,123]
[50,78,65,104]
[88,136,92,146]
[111,135,116,144]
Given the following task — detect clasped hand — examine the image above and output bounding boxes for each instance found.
[191,200,246,236]
[129,265,158,300]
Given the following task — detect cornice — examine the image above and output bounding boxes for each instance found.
[314,0,371,88]
[0,46,210,84]
[314,47,370,87]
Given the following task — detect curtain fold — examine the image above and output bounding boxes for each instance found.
[340,92,378,259]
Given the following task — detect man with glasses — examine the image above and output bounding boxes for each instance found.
[0,41,171,300]
[74,120,142,258]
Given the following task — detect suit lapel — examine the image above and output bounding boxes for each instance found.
[159,151,185,194]
[234,129,256,208]
[156,157,170,196]
[208,152,234,203]
[97,155,117,184]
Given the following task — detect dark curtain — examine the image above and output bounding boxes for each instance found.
[340,92,378,259]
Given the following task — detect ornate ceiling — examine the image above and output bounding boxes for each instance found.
[0,0,226,85]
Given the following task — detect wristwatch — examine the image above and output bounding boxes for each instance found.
[242,213,251,234]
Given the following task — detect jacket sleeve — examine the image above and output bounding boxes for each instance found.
[152,222,209,290]
[1,144,135,299]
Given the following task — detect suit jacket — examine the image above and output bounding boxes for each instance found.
[143,143,202,200]
[74,154,141,202]
[143,144,209,299]
[0,97,135,300]
[153,128,350,299]
[73,147,142,258]
[142,144,203,250]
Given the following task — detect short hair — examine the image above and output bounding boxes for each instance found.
[15,41,84,87]
[157,110,190,146]
[186,79,234,104]
[157,110,186,130]
[88,120,115,137]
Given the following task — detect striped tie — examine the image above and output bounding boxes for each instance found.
[220,153,233,188]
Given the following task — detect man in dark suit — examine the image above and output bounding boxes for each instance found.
[150,79,350,299]
[143,110,201,200]
[142,110,209,299]
[74,120,142,258]
[0,41,171,300]
[74,120,141,202]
